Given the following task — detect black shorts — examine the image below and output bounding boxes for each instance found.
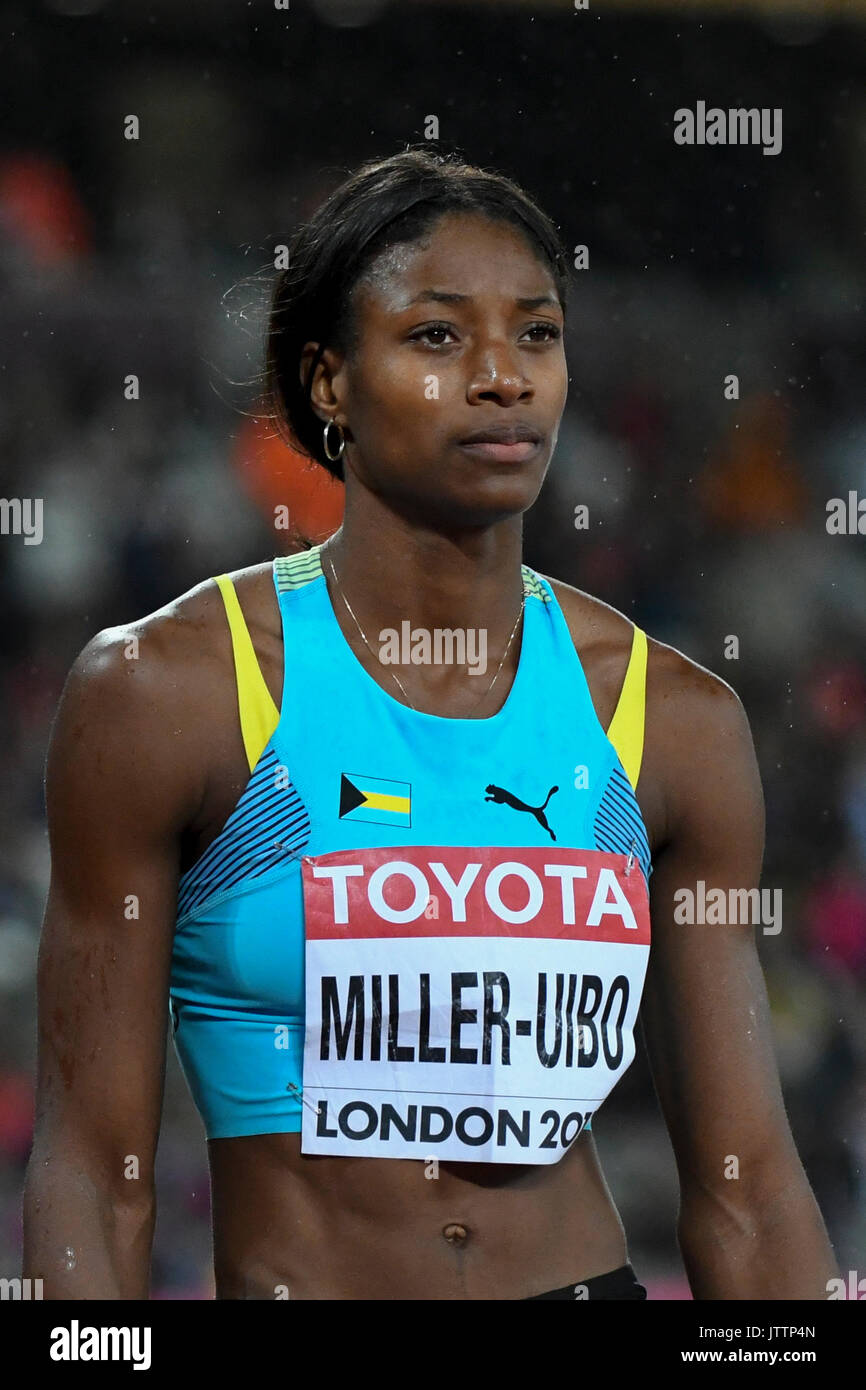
[526,1264,647,1300]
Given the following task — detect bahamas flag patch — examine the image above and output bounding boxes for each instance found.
[339,773,412,828]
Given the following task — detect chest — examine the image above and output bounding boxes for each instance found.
[185,644,665,877]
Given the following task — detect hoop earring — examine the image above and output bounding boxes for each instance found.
[323,419,346,462]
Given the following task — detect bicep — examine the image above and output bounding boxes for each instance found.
[639,673,800,1198]
[34,631,204,1180]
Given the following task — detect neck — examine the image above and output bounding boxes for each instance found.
[324,488,526,635]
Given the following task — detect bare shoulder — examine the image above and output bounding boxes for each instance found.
[544,572,751,740]
[544,574,641,729]
[63,560,275,710]
[543,572,761,851]
[48,562,277,824]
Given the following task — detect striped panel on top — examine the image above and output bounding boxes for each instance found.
[521,566,552,603]
[277,548,549,603]
[177,746,311,920]
[593,763,652,883]
[274,546,324,593]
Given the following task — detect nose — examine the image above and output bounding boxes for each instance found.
[466,341,533,407]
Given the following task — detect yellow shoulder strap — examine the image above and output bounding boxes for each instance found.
[606,625,648,792]
[213,574,280,773]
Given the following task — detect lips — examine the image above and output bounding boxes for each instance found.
[456,424,542,464]
[458,425,541,446]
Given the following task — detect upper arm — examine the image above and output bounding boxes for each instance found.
[638,648,800,1204]
[34,620,208,1192]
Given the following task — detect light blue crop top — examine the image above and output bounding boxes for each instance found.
[168,546,652,1140]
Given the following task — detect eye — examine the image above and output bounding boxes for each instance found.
[408,321,457,347]
[522,322,562,343]
[407,320,562,348]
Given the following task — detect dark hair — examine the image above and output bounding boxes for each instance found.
[264,146,570,481]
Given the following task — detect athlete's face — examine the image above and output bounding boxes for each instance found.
[311,212,568,528]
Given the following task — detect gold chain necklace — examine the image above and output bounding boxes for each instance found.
[325,550,525,714]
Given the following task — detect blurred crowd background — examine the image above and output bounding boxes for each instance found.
[1,0,865,1299]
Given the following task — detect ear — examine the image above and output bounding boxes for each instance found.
[299,342,346,425]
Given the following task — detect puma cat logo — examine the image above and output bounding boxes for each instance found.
[484,784,559,841]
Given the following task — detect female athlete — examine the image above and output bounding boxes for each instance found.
[24,148,837,1300]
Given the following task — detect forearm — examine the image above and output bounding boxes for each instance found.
[23,1156,155,1299]
[678,1174,839,1300]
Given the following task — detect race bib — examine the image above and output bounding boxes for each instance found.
[301,845,650,1163]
